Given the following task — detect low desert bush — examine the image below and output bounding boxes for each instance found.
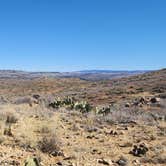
[6,114,18,124]
[106,88,126,95]
[37,135,60,155]
[4,125,13,137]
[38,126,51,134]
[141,156,166,164]
[14,96,32,104]
[101,107,158,125]
[158,93,166,99]
[0,136,5,144]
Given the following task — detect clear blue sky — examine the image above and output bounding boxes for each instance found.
[0,0,165,71]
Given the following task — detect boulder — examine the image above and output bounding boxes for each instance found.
[150,97,160,103]
[33,94,40,100]
[139,97,146,104]
[125,103,130,107]
[130,143,148,157]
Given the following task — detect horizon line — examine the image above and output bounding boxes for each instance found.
[0,68,161,73]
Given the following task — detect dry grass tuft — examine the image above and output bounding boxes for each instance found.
[37,135,60,155]
[6,114,18,124]
[4,125,13,137]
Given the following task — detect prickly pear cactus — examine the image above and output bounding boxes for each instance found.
[24,157,40,166]
[49,96,92,112]
[95,106,111,115]
[74,101,92,113]
[63,96,74,105]
[49,97,62,108]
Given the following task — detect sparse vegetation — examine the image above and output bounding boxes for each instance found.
[49,97,92,113]
[4,125,13,137]
[38,126,51,134]
[0,69,165,165]
[73,101,92,113]
[6,114,18,124]
[37,135,61,155]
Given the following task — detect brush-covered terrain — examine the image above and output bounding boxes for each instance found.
[0,69,165,166]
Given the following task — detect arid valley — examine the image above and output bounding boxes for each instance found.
[0,69,165,166]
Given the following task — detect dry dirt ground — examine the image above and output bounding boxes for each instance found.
[0,69,165,166]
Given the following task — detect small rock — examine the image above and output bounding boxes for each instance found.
[105,130,118,136]
[99,139,104,143]
[63,155,76,160]
[150,97,160,103]
[132,160,140,166]
[51,150,64,157]
[87,127,98,133]
[4,127,13,137]
[116,156,128,166]
[86,135,95,139]
[56,162,62,166]
[110,130,118,135]
[33,94,40,100]
[138,103,143,107]
[119,142,132,148]
[130,143,148,157]
[125,103,130,107]
[56,161,74,166]
[139,97,146,104]
[98,158,113,165]
[91,149,102,155]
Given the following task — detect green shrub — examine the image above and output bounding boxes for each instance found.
[96,106,111,115]
[74,101,92,113]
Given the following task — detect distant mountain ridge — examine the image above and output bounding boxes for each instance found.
[0,69,150,81]
[77,70,149,74]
